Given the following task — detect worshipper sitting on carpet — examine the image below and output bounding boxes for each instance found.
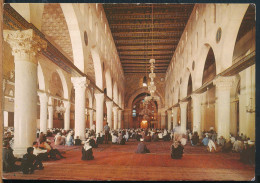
[151,132,159,142]
[112,132,118,144]
[65,131,74,146]
[240,141,255,165]
[191,132,199,146]
[202,133,209,146]
[180,134,187,146]
[89,136,98,148]
[96,133,104,145]
[33,141,48,161]
[124,130,129,142]
[222,139,233,153]
[39,141,65,160]
[171,141,184,159]
[232,137,243,152]
[230,134,236,144]
[74,136,82,146]
[21,147,44,174]
[54,132,65,145]
[217,136,226,147]
[81,139,94,160]
[207,138,217,153]
[39,132,47,144]
[136,138,150,154]
[163,130,171,141]
[117,132,126,145]
[144,132,152,142]
[2,140,21,173]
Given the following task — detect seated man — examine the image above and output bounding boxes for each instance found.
[96,133,103,145]
[81,140,94,160]
[136,138,150,154]
[207,139,217,152]
[21,147,44,174]
[191,132,199,146]
[171,141,184,159]
[2,141,21,173]
[217,136,226,146]
[112,133,118,144]
[117,132,125,145]
[54,132,65,145]
[65,131,74,146]
[39,141,65,160]
[232,138,243,152]
[180,135,187,146]
[222,140,233,153]
[202,134,209,146]
[74,136,82,146]
[33,141,48,161]
[89,136,98,148]
[151,132,159,142]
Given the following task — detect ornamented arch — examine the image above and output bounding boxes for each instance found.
[60,4,85,72]
[113,81,118,104]
[105,70,112,99]
[91,47,103,90]
[56,68,69,99]
[180,68,192,99]
[127,88,163,109]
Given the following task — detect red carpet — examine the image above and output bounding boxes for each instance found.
[3,140,255,181]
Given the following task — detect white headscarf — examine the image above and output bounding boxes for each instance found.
[84,140,92,151]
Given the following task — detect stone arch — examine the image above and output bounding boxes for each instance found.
[113,81,118,104]
[193,44,217,89]
[105,70,112,99]
[60,4,85,72]
[56,68,69,99]
[173,81,180,105]
[127,88,163,109]
[91,47,103,89]
[86,88,93,108]
[118,92,122,108]
[180,68,192,99]
[37,63,45,91]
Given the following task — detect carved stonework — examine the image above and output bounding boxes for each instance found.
[213,76,235,90]
[71,77,89,90]
[3,29,47,64]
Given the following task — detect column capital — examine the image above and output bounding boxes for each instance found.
[113,106,119,112]
[106,100,113,106]
[37,92,48,103]
[71,77,89,90]
[179,101,188,109]
[3,29,47,64]
[191,93,202,102]
[213,76,235,90]
[94,93,104,101]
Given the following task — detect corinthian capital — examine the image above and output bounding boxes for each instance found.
[71,77,89,90]
[213,76,235,90]
[3,29,47,63]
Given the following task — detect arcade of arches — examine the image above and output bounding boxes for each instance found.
[1,3,255,181]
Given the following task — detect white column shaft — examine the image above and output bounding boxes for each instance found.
[172,107,178,129]
[180,102,188,134]
[118,110,122,129]
[39,93,48,133]
[95,93,104,134]
[48,106,53,129]
[64,101,71,130]
[192,94,202,136]
[113,107,118,130]
[167,110,172,130]
[89,110,94,129]
[4,111,8,127]
[106,101,113,128]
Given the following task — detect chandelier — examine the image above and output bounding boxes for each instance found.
[145,5,158,102]
[55,102,65,114]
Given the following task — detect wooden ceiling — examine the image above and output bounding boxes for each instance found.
[103,4,194,74]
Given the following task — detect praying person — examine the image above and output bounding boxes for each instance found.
[81,139,94,160]
[171,141,184,159]
[136,138,150,154]
[21,147,44,174]
[2,141,21,173]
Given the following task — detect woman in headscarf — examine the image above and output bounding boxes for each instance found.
[82,139,94,160]
[65,131,74,146]
[171,141,184,159]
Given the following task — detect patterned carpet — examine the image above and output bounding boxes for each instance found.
[2,139,255,181]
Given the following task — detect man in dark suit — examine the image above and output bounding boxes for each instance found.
[136,138,150,154]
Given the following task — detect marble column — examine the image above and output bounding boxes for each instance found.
[4,29,47,156]
[47,105,53,129]
[71,77,88,140]
[95,93,104,134]
[160,111,166,129]
[106,101,113,129]
[213,76,235,139]
[63,101,71,130]
[4,111,8,127]
[118,109,122,129]
[191,93,202,137]
[89,109,94,129]
[167,110,172,130]
[38,92,48,133]
[113,106,118,130]
[172,107,178,129]
[180,102,188,134]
